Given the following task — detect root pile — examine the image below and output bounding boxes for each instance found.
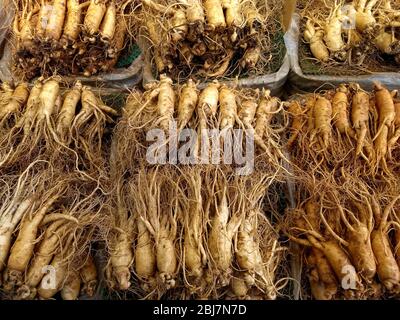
[139,0,285,81]
[12,0,136,80]
[112,75,288,174]
[103,77,289,299]
[284,82,400,299]
[285,82,400,179]
[284,174,400,299]
[0,78,118,300]
[104,167,287,299]
[299,0,400,75]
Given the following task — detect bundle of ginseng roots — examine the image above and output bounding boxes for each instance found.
[111,75,289,174]
[283,82,400,299]
[0,79,118,300]
[12,0,133,80]
[139,0,284,81]
[103,77,289,299]
[300,0,400,74]
[103,167,287,300]
[284,173,400,300]
[284,82,400,180]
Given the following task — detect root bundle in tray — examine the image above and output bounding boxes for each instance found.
[103,77,289,299]
[0,78,118,300]
[284,174,400,299]
[104,166,288,299]
[284,82,400,299]
[285,82,400,178]
[140,0,285,81]
[12,0,135,80]
[299,0,400,75]
[112,75,288,174]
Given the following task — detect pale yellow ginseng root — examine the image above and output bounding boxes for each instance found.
[355,0,378,32]
[0,83,29,128]
[225,0,243,28]
[197,80,220,127]
[240,47,261,69]
[80,255,98,297]
[228,273,250,299]
[36,1,51,39]
[344,201,376,281]
[208,180,241,286]
[351,84,371,159]
[17,79,43,137]
[37,249,70,299]
[373,83,395,172]
[0,194,34,274]
[303,19,329,62]
[4,192,62,290]
[83,0,107,40]
[370,196,400,293]
[306,248,338,300]
[61,0,85,45]
[145,18,167,73]
[219,86,237,130]
[235,211,277,299]
[135,219,156,291]
[374,29,400,55]
[182,171,207,293]
[56,81,82,142]
[14,6,38,50]
[100,2,117,43]
[45,0,67,41]
[16,219,77,299]
[157,75,176,132]
[331,84,356,138]
[286,100,305,149]
[313,95,332,150]
[186,0,205,25]
[203,0,226,30]
[177,79,198,130]
[61,270,81,300]
[110,231,133,290]
[323,4,346,59]
[170,9,188,43]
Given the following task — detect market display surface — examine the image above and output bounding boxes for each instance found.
[0,0,400,301]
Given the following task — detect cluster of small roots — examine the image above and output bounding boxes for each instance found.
[104,166,287,300]
[283,82,400,299]
[139,0,284,81]
[12,0,136,80]
[0,78,118,300]
[299,0,400,75]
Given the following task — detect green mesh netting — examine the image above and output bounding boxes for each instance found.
[116,44,141,68]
